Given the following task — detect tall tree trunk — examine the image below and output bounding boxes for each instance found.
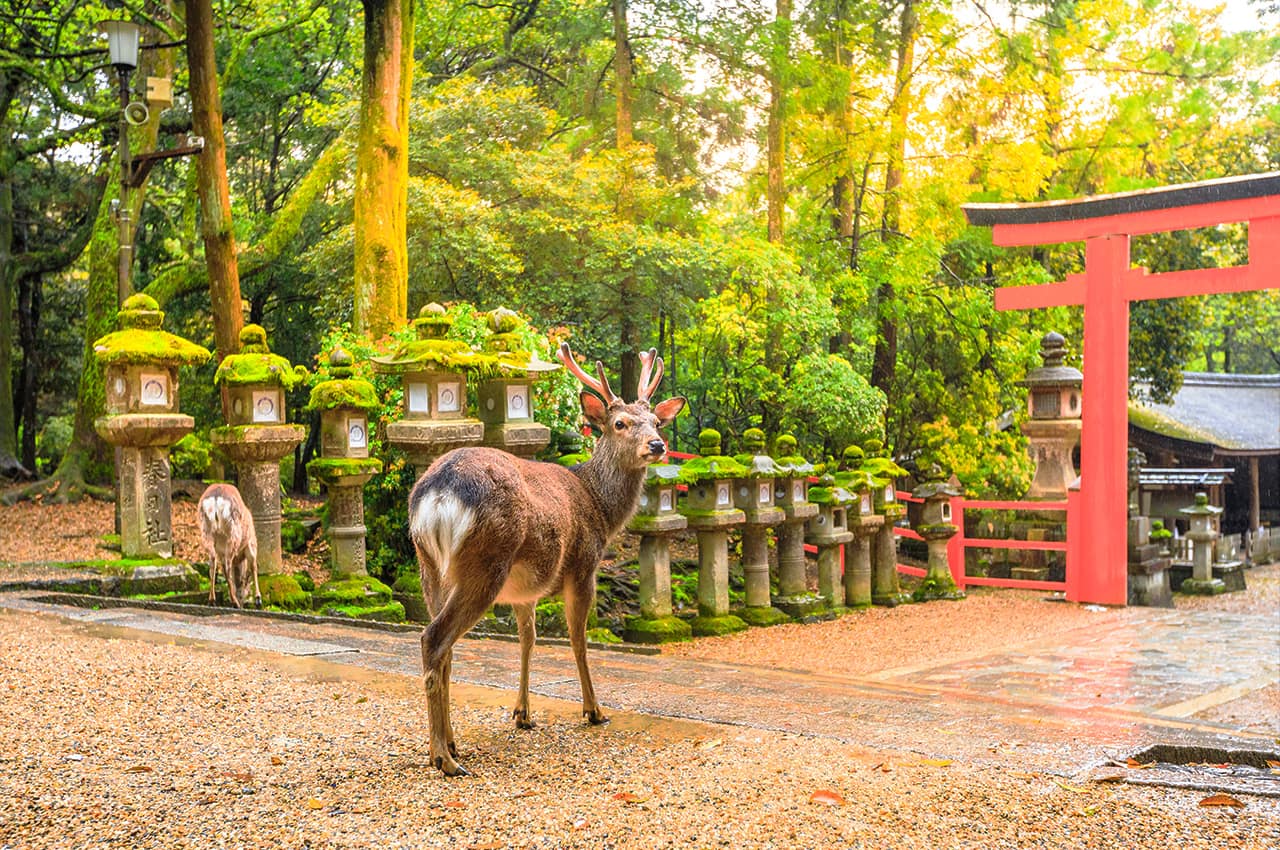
[613,0,640,394]
[354,0,413,338]
[870,0,917,399]
[16,267,39,471]
[766,0,791,245]
[185,0,244,361]
[0,170,19,476]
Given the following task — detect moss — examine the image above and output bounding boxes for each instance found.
[1128,402,1222,447]
[554,452,592,468]
[306,458,383,483]
[60,556,183,575]
[372,338,498,375]
[678,454,750,482]
[912,577,964,602]
[313,574,394,608]
[257,573,311,610]
[292,570,316,592]
[306,378,380,412]
[623,615,692,644]
[321,600,406,622]
[809,485,855,506]
[214,326,308,389]
[689,613,749,637]
[1179,578,1227,596]
[773,593,831,618]
[92,328,211,367]
[586,627,622,645]
[735,606,792,627]
[281,520,310,555]
[392,572,421,595]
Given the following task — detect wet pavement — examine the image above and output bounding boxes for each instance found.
[3,586,1276,784]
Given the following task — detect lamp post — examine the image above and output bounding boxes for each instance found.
[101,18,140,306]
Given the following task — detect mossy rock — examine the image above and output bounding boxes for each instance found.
[306,378,381,413]
[281,520,310,555]
[1179,578,1227,596]
[258,573,311,610]
[214,325,308,389]
[392,571,421,595]
[291,570,316,592]
[313,574,394,608]
[623,615,693,644]
[689,613,749,637]
[773,593,830,619]
[320,600,406,622]
[119,564,201,596]
[394,591,430,623]
[735,605,792,627]
[911,578,964,602]
[586,627,622,645]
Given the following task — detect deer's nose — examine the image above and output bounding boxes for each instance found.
[648,439,666,455]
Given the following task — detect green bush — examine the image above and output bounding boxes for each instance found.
[35,415,74,474]
[171,433,212,479]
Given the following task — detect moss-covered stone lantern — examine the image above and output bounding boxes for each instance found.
[623,463,692,644]
[836,447,882,609]
[731,429,789,626]
[863,439,911,607]
[93,293,210,558]
[910,462,965,602]
[211,325,308,598]
[805,465,855,614]
[770,434,820,616]
[1022,331,1083,500]
[678,429,749,636]
[476,307,559,458]
[1179,492,1226,595]
[374,303,487,467]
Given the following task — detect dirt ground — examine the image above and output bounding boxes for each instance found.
[0,610,1276,850]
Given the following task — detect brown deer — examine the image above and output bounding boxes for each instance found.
[197,483,261,609]
[409,342,684,776]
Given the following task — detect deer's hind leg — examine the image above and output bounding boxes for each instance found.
[512,602,536,729]
[420,555,507,777]
[207,553,219,605]
[564,574,607,725]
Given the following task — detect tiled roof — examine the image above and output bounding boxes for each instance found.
[1129,372,1280,453]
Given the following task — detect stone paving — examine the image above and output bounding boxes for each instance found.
[3,586,1276,784]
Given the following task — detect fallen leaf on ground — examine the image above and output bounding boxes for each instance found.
[1266,760,1280,769]
[1077,805,1102,816]
[470,843,504,850]
[810,789,846,806]
[221,771,253,782]
[509,791,537,799]
[306,798,323,810]
[1091,772,1125,783]
[270,756,284,766]
[444,800,466,809]
[919,758,952,767]
[1052,779,1088,793]
[571,818,587,830]
[123,765,153,774]
[1125,758,1151,769]
[697,738,722,751]
[612,792,650,804]
[1199,794,1245,808]
[355,696,368,704]
[869,763,892,773]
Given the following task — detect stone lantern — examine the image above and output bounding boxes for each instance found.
[806,465,854,614]
[623,463,692,644]
[731,429,789,626]
[476,307,559,458]
[93,293,210,558]
[838,450,882,609]
[1022,332,1082,500]
[863,440,911,607]
[910,463,965,602]
[771,434,821,617]
[305,349,402,621]
[678,429,749,635]
[1179,492,1226,595]
[374,303,485,468]
[211,325,308,599]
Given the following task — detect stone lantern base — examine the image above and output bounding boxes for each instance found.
[95,413,194,559]
[912,524,965,602]
[483,421,552,458]
[872,520,911,607]
[683,511,748,636]
[386,419,484,468]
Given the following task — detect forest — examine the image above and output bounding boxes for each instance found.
[2,0,1278,505]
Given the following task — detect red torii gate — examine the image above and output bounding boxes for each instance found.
[964,172,1280,605]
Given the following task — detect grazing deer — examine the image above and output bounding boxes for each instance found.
[409,343,685,775]
[198,483,261,609]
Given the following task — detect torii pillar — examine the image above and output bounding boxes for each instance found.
[965,173,1280,605]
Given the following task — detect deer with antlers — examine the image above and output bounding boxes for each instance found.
[408,342,685,775]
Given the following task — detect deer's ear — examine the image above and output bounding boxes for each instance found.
[580,391,609,427]
[653,396,686,428]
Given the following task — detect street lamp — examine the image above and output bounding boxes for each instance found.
[100,18,140,306]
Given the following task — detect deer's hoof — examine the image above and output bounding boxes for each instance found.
[513,708,536,730]
[584,709,610,726]
[434,755,470,777]
[448,741,459,758]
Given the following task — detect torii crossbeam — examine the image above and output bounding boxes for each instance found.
[964,172,1280,605]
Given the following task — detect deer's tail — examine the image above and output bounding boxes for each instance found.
[410,489,476,579]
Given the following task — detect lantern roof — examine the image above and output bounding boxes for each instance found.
[1178,491,1223,517]
[1022,332,1082,390]
[307,348,381,412]
[214,324,309,389]
[92,293,211,367]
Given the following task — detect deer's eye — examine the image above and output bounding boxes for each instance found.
[614,419,626,431]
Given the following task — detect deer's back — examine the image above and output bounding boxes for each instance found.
[409,447,606,600]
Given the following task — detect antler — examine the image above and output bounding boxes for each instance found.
[636,347,664,404]
[558,342,618,405]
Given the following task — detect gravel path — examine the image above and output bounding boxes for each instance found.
[1,610,1275,849]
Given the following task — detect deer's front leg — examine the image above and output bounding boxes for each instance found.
[564,579,607,725]
[207,556,218,605]
[512,602,537,729]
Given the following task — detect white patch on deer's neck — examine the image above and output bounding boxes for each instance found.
[411,491,476,578]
